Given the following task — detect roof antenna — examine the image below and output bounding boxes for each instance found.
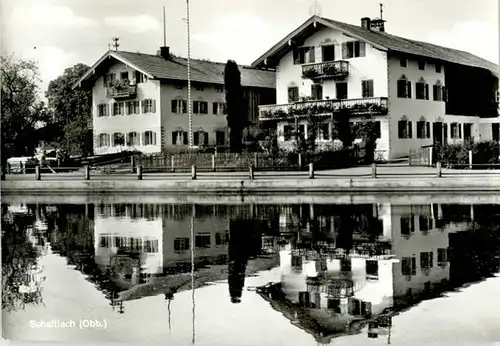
[112,37,120,51]
[309,0,322,16]
[379,2,384,20]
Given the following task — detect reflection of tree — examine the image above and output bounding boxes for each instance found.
[1,211,42,311]
[228,220,262,303]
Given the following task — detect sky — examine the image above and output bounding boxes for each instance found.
[1,0,499,95]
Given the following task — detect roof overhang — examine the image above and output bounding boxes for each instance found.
[72,51,155,90]
[251,15,387,68]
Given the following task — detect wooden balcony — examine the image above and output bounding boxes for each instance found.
[258,97,389,121]
[106,85,137,99]
[302,61,349,80]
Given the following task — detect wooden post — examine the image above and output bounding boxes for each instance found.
[468,150,473,170]
[171,155,175,172]
[131,156,136,173]
[249,165,254,180]
[371,163,377,178]
[436,162,442,178]
[429,146,434,166]
[254,152,258,168]
[137,165,143,180]
[308,163,314,179]
[35,165,41,180]
[84,165,90,180]
[212,154,216,172]
[298,153,302,169]
[191,165,197,180]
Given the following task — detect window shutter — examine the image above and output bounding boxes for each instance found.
[398,121,404,138]
[172,132,177,145]
[311,84,317,99]
[362,81,367,98]
[293,49,299,64]
[416,122,422,139]
[407,82,412,98]
[397,80,405,97]
[342,43,350,59]
[288,87,296,103]
[204,132,209,145]
[213,102,217,114]
[425,84,429,100]
[141,101,146,114]
[171,100,177,113]
[152,100,156,113]
[426,122,430,138]
[194,132,199,145]
[432,85,437,101]
[408,121,413,138]
[458,124,462,138]
[153,132,157,145]
[183,132,188,145]
[442,86,448,102]
[359,42,366,57]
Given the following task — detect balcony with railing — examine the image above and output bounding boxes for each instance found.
[259,97,389,121]
[302,61,349,80]
[106,81,137,99]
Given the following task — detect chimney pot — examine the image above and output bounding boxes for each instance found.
[361,17,371,30]
[160,46,170,59]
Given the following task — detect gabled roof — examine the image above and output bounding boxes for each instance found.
[251,15,499,77]
[74,50,276,90]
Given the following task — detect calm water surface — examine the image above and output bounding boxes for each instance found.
[2,199,500,345]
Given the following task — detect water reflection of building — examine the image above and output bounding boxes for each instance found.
[257,202,481,343]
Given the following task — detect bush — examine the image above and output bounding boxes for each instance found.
[435,141,499,168]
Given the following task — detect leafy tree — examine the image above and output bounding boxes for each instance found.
[46,63,92,156]
[1,55,52,168]
[224,60,247,153]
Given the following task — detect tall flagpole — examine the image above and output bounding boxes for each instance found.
[186,0,193,149]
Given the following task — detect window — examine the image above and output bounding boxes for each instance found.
[293,46,315,64]
[401,257,417,276]
[215,86,224,93]
[135,71,147,83]
[416,121,431,139]
[104,73,116,87]
[113,102,125,116]
[283,125,293,141]
[195,85,204,91]
[374,121,381,139]
[420,251,434,269]
[416,82,429,100]
[194,131,209,146]
[143,131,157,145]
[340,258,351,272]
[400,215,415,235]
[172,99,187,114]
[98,133,110,147]
[126,101,140,115]
[172,131,185,145]
[215,232,229,245]
[174,83,183,90]
[342,41,366,59]
[419,215,432,231]
[321,45,335,62]
[174,238,190,252]
[464,123,473,140]
[311,84,323,100]
[195,233,211,248]
[400,56,407,67]
[142,99,156,113]
[97,104,109,117]
[450,123,462,139]
[362,80,374,98]
[366,260,379,277]
[113,133,125,146]
[183,132,189,145]
[215,130,225,145]
[213,102,227,115]
[127,132,140,146]
[397,79,412,98]
[120,71,129,80]
[432,84,446,101]
[418,59,426,70]
[435,63,442,73]
[193,101,208,114]
[437,248,447,265]
[288,87,299,103]
[336,82,348,99]
[398,120,413,139]
[319,123,330,140]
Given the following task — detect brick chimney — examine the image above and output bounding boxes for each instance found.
[370,19,386,32]
[160,46,170,59]
[361,17,371,30]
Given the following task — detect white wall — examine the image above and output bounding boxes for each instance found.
[93,60,162,155]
